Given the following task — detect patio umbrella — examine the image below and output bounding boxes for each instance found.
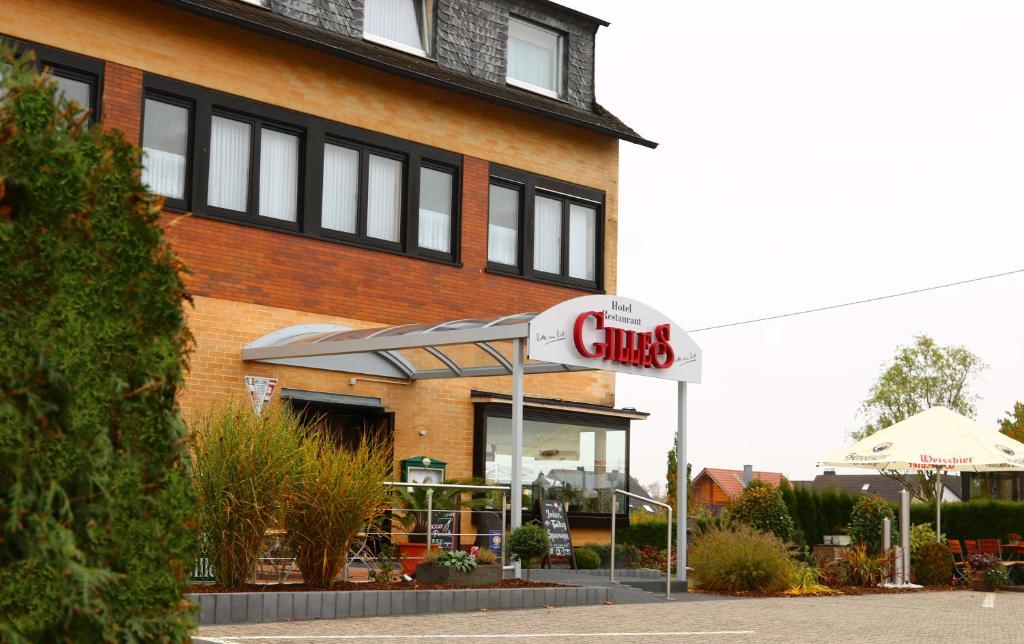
[819,406,1024,537]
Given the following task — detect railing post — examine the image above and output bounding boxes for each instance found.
[610,493,616,583]
[666,506,673,599]
[501,492,507,570]
[426,488,433,553]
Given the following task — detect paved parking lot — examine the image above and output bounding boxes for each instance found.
[197,590,1024,643]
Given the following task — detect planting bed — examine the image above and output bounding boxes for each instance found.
[189,579,562,593]
[693,584,960,598]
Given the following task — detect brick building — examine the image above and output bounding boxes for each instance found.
[5,0,655,542]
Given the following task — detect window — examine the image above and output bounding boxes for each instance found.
[507,17,563,98]
[488,166,603,289]
[364,0,429,56]
[142,95,192,207]
[3,38,103,122]
[142,74,461,262]
[475,405,629,516]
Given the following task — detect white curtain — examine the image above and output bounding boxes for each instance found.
[487,184,518,266]
[507,18,558,92]
[208,115,250,212]
[367,154,402,242]
[143,148,186,200]
[569,204,596,280]
[258,129,299,222]
[533,195,561,274]
[418,167,452,253]
[365,0,424,51]
[322,143,359,233]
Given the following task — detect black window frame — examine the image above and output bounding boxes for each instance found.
[143,73,462,264]
[3,36,103,123]
[141,91,195,212]
[488,165,604,291]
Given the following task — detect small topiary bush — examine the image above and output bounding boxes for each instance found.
[848,494,894,555]
[912,541,954,586]
[574,547,601,570]
[730,485,795,542]
[507,524,549,569]
[689,525,795,593]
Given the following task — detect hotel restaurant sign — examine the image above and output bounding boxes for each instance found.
[529,295,702,383]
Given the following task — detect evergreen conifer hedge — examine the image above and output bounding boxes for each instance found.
[0,49,196,640]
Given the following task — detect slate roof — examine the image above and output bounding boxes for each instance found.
[695,468,787,500]
[795,473,962,503]
[156,0,657,147]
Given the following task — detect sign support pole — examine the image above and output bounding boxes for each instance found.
[676,380,688,585]
[511,337,524,579]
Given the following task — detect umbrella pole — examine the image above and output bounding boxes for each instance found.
[935,467,942,541]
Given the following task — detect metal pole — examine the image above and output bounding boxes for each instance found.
[882,517,892,584]
[900,488,911,584]
[511,338,524,579]
[666,506,673,599]
[676,381,688,584]
[501,493,507,570]
[935,467,942,541]
[610,493,617,583]
[426,488,433,552]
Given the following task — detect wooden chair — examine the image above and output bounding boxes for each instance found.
[964,539,979,556]
[1003,543,1024,584]
[979,539,1002,557]
[947,540,968,580]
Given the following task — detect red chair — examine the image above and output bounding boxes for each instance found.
[947,540,968,579]
[964,540,979,556]
[979,539,1001,557]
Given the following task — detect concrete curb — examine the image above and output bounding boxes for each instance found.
[189,585,610,624]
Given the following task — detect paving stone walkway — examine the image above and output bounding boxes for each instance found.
[197,589,1024,643]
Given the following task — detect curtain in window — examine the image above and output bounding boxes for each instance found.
[258,128,299,222]
[418,167,453,253]
[142,98,189,200]
[365,0,424,51]
[507,19,559,92]
[208,115,251,212]
[322,143,359,233]
[488,184,519,266]
[569,203,596,281]
[366,154,402,242]
[533,195,562,274]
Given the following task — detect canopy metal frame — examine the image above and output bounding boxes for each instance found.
[243,312,691,584]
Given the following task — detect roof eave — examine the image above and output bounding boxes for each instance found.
[155,0,658,149]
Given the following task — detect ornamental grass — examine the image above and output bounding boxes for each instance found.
[285,429,393,588]
[689,524,795,593]
[192,401,303,588]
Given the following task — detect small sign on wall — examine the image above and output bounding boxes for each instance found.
[245,375,277,416]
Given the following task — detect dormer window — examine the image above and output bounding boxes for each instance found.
[506,17,563,99]
[364,0,429,57]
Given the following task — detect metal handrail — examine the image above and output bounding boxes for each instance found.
[611,489,673,599]
[383,481,511,492]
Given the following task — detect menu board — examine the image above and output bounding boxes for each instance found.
[429,511,460,550]
[538,499,575,565]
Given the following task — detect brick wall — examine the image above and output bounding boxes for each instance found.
[101,62,141,143]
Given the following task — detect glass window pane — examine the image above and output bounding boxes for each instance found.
[418,166,453,253]
[568,203,597,281]
[484,416,627,514]
[507,17,560,93]
[367,153,402,242]
[208,115,251,212]
[258,128,299,222]
[533,195,562,274]
[53,73,91,109]
[322,143,360,233]
[488,184,519,266]
[142,98,189,200]
[365,0,425,52]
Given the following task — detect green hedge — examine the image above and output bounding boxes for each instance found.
[908,501,1024,541]
[617,521,669,550]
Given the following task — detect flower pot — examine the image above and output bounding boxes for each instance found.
[971,570,992,592]
[414,563,502,586]
[398,542,430,576]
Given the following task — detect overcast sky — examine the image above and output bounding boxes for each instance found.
[559,1,1024,488]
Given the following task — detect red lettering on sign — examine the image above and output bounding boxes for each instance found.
[572,312,675,369]
[573,310,605,358]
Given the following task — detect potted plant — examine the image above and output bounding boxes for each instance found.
[414,548,501,586]
[1009,533,1021,546]
[966,553,1000,591]
[392,480,490,575]
[507,523,550,580]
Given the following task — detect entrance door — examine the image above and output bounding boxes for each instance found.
[292,400,395,454]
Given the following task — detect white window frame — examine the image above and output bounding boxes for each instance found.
[506,16,564,100]
[363,0,431,58]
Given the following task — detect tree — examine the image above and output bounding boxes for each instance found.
[997,402,1024,444]
[665,438,693,514]
[0,49,195,639]
[856,335,985,500]
[730,484,795,542]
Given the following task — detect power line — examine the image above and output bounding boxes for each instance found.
[688,268,1024,333]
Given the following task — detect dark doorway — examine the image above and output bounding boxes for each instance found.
[291,399,395,454]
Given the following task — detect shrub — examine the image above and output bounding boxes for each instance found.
[0,47,195,640]
[574,547,601,570]
[966,553,998,571]
[689,525,795,593]
[694,513,735,535]
[909,523,943,553]
[618,521,669,550]
[908,500,1024,541]
[436,550,476,572]
[507,524,549,569]
[848,495,894,555]
[730,485,795,542]
[985,564,1009,590]
[586,543,640,569]
[192,401,302,588]
[285,430,393,588]
[838,544,892,587]
[912,541,953,586]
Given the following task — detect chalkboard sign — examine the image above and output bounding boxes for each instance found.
[429,511,460,550]
[537,499,575,568]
